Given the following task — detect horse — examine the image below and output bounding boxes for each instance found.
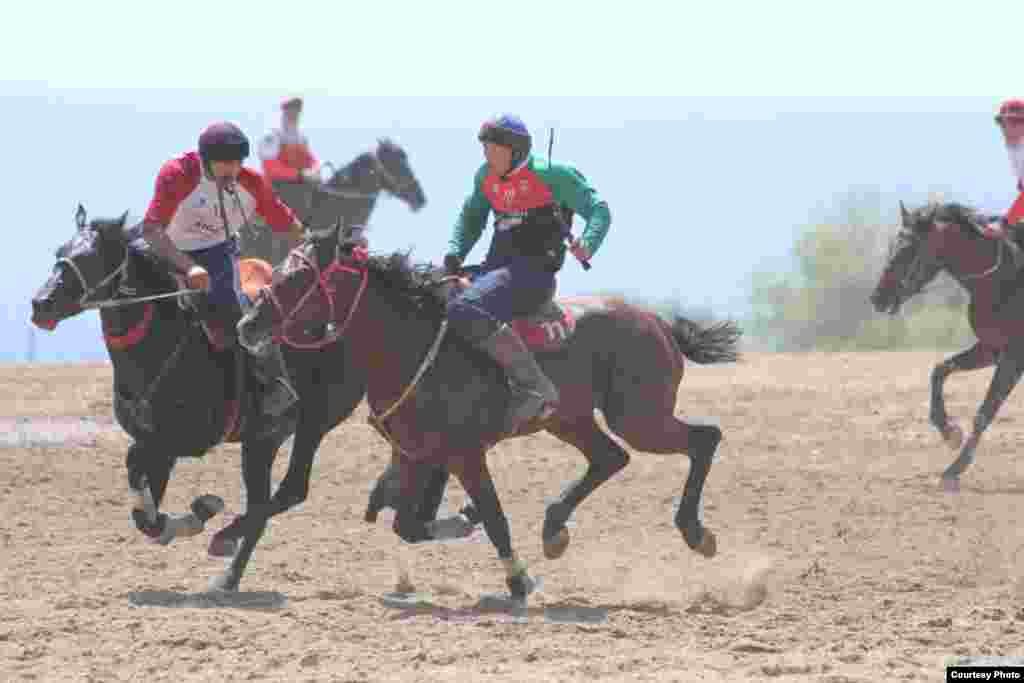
[29,139,426,591]
[237,233,741,601]
[870,200,1024,490]
[240,138,424,264]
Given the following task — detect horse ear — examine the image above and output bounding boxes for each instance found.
[898,200,910,226]
[75,204,87,230]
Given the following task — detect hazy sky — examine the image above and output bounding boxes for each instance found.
[5,1,1022,360]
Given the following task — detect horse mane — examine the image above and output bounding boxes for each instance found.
[361,251,448,318]
[122,223,180,294]
[326,152,377,188]
[915,200,986,238]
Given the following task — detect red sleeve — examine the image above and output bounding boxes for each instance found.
[1008,191,1024,225]
[239,169,298,232]
[261,157,301,182]
[143,157,196,225]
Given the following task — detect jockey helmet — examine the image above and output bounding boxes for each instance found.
[478,114,531,167]
[198,122,250,165]
[996,99,1024,126]
[281,96,303,112]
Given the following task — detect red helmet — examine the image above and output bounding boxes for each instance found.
[281,96,303,112]
[995,99,1024,126]
[198,121,250,163]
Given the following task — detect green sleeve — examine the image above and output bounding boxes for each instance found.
[543,162,612,256]
[448,165,491,260]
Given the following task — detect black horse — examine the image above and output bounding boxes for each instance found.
[29,139,426,591]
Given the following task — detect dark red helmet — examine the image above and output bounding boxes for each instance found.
[995,99,1024,126]
[281,96,303,112]
[198,121,250,164]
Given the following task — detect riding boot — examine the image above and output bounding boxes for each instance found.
[250,344,299,417]
[474,323,559,436]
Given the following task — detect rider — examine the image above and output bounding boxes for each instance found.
[444,114,611,436]
[259,96,321,223]
[139,121,306,418]
[997,99,1024,232]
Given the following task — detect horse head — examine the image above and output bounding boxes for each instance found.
[31,205,131,329]
[871,200,997,315]
[307,138,427,231]
[239,227,371,356]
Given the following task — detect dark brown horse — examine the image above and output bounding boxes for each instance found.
[871,200,1024,490]
[237,233,740,601]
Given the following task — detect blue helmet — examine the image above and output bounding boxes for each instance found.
[478,114,531,167]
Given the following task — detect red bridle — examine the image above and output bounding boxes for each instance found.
[263,247,369,350]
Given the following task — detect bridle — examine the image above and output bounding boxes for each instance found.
[57,250,197,310]
[263,244,369,350]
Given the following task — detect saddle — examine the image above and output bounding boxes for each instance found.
[173,257,274,352]
[440,273,578,353]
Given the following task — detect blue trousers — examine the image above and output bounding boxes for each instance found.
[446,258,556,345]
[185,237,248,325]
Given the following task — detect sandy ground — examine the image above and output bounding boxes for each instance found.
[2,352,1023,682]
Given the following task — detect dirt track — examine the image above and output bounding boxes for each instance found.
[2,353,1023,682]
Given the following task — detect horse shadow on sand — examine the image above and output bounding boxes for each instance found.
[125,589,289,611]
[379,591,681,624]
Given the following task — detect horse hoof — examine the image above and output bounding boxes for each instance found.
[208,573,239,592]
[682,525,717,558]
[942,423,964,451]
[208,535,238,559]
[941,476,961,494]
[696,529,718,557]
[506,572,538,602]
[364,508,379,524]
[543,527,570,560]
[191,494,225,522]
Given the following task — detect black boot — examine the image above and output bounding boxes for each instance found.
[250,345,298,417]
[474,324,559,436]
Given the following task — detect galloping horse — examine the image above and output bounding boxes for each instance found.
[871,200,1024,490]
[237,232,741,601]
[29,139,426,590]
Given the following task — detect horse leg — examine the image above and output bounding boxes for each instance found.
[542,417,630,559]
[606,411,721,558]
[263,348,369,519]
[208,437,278,591]
[417,463,453,523]
[125,442,223,547]
[941,344,1024,488]
[365,449,404,522]
[263,371,336,517]
[125,443,174,541]
[929,342,996,449]
[391,457,438,544]
[449,455,538,602]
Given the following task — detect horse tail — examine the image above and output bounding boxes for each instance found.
[668,316,742,364]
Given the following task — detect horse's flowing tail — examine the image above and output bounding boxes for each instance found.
[669,316,742,364]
